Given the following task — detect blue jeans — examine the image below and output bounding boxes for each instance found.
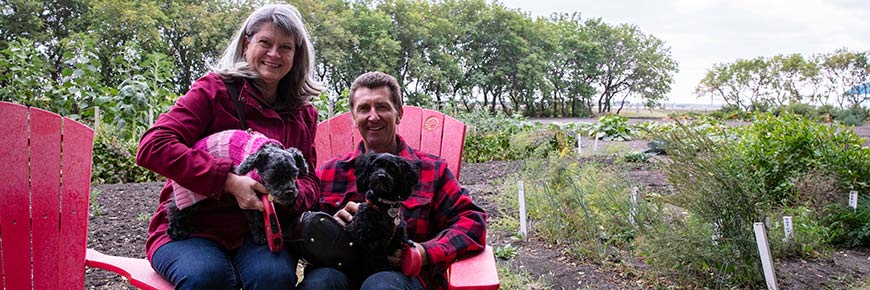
[297,267,423,290]
[151,237,298,290]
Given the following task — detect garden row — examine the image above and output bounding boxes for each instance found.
[461,109,869,287]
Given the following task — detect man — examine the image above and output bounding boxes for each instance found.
[300,71,487,290]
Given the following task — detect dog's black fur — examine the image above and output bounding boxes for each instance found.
[346,153,419,277]
[166,142,308,245]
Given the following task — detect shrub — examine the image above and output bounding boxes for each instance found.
[587,114,633,141]
[92,127,161,184]
[833,105,869,126]
[823,196,870,248]
[519,156,657,262]
[455,109,532,162]
[772,102,818,119]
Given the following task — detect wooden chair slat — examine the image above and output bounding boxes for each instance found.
[440,114,466,179]
[0,102,33,289]
[58,115,93,288]
[398,106,423,150]
[419,109,445,160]
[29,108,63,290]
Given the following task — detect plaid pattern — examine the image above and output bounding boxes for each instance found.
[317,136,487,290]
[172,130,281,209]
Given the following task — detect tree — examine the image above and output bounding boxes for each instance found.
[818,49,870,108]
[584,19,678,114]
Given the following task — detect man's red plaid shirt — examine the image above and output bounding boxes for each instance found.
[317,136,487,290]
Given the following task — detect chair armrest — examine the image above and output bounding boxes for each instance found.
[447,245,500,290]
[85,248,174,290]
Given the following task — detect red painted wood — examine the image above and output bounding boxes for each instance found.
[419,109,445,159]
[29,107,63,290]
[447,246,500,290]
[1,101,172,290]
[398,106,422,150]
[58,116,93,288]
[0,102,32,290]
[86,249,174,290]
[315,120,333,167]
[329,113,355,161]
[441,115,466,179]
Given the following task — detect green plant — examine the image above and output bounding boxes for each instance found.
[587,114,633,141]
[823,196,870,248]
[620,151,653,163]
[493,244,519,260]
[90,189,104,217]
[496,263,550,290]
[833,105,869,126]
[519,156,656,262]
[92,127,161,184]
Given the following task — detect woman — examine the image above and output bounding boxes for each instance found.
[136,4,322,290]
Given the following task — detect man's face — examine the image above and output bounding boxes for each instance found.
[351,86,402,154]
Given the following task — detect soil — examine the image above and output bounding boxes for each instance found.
[85,123,870,290]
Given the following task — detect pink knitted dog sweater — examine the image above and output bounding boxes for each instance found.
[172,130,282,210]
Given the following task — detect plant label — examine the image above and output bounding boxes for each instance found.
[518,180,527,239]
[782,216,793,242]
[592,137,599,155]
[754,222,779,290]
[849,191,858,210]
[629,187,639,225]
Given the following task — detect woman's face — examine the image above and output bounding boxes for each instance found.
[244,23,296,92]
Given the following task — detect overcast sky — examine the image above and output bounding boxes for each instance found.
[498,0,870,104]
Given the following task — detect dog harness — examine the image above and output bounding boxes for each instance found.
[172,129,282,210]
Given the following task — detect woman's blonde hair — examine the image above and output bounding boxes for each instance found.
[213,4,323,109]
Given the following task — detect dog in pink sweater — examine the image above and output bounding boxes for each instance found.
[166,129,308,245]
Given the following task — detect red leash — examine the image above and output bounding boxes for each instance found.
[262,195,283,253]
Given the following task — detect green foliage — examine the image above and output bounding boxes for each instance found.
[493,244,519,260]
[823,196,870,248]
[586,114,633,141]
[89,188,105,217]
[520,156,657,262]
[833,105,869,126]
[619,151,653,163]
[92,127,161,184]
[455,109,533,162]
[644,113,870,286]
[772,102,818,118]
[767,206,833,257]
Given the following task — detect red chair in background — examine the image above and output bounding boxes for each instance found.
[315,106,500,290]
[0,101,172,289]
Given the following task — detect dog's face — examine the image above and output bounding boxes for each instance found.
[236,142,309,205]
[354,153,418,203]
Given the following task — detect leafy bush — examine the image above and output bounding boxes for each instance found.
[455,109,532,162]
[823,196,870,248]
[833,105,869,126]
[585,114,633,141]
[772,102,818,119]
[619,151,653,163]
[92,127,161,184]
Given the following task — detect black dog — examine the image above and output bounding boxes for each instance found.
[346,153,419,277]
[167,136,308,246]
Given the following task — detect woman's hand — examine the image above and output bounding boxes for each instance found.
[333,201,359,227]
[224,173,266,211]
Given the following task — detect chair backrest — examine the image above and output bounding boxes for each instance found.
[315,106,466,178]
[0,102,93,289]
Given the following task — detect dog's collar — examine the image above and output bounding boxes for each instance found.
[364,190,403,207]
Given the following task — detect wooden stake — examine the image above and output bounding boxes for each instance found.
[518,180,528,239]
[754,222,779,290]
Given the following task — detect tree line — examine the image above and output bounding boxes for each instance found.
[0,0,679,125]
[696,49,870,110]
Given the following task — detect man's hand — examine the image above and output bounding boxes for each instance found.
[333,201,359,227]
[224,173,266,211]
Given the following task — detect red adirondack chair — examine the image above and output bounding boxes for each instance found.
[0,101,172,289]
[315,106,500,290]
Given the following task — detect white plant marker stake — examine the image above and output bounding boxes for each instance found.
[592,137,599,155]
[518,180,528,239]
[782,216,793,242]
[849,190,858,210]
[754,222,779,290]
[94,107,101,135]
[711,223,721,246]
[629,187,639,226]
